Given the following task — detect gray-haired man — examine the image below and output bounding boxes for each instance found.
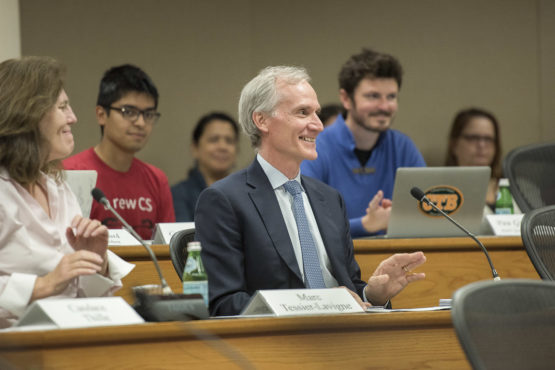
[195,66,426,316]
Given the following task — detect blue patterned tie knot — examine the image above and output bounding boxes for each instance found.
[283,180,326,289]
[283,180,303,196]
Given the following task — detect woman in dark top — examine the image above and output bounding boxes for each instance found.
[171,112,239,221]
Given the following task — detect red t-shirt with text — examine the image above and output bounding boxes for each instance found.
[63,148,175,240]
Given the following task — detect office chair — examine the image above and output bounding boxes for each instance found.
[503,142,555,213]
[520,205,555,280]
[168,228,196,281]
[451,279,555,370]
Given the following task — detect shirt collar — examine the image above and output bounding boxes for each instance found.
[256,154,302,190]
[335,114,357,151]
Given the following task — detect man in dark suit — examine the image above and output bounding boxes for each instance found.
[195,66,426,316]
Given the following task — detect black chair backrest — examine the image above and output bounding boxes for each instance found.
[451,279,555,370]
[168,228,196,281]
[521,205,555,280]
[503,142,555,213]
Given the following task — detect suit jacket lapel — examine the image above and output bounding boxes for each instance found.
[246,160,303,281]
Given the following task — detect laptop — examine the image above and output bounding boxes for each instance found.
[64,170,98,217]
[386,166,490,238]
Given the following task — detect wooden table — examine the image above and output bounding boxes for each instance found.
[0,311,469,369]
[355,236,539,307]
[112,236,539,307]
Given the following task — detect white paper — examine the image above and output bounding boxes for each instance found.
[108,229,142,246]
[152,222,195,244]
[366,306,451,313]
[486,214,524,236]
[79,273,116,297]
[64,170,97,217]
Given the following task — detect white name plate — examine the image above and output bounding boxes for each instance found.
[241,288,364,317]
[16,297,144,329]
[108,229,142,246]
[486,214,524,236]
[152,222,195,244]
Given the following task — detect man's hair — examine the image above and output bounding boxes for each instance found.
[238,66,310,148]
[0,56,65,185]
[97,64,158,135]
[97,64,158,108]
[445,107,502,179]
[339,48,403,98]
[318,103,344,126]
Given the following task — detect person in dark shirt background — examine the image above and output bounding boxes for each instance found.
[172,112,239,221]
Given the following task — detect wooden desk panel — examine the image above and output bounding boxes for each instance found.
[354,236,539,308]
[112,237,539,308]
[0,311,469,369]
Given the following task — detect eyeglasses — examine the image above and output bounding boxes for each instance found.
[105,105,161,124]
[460,134,495,145]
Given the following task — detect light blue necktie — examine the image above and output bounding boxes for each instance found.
[283,180,326,289]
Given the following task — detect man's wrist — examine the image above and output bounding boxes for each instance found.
[364,285,388,306]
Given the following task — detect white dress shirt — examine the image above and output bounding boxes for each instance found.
[0,167,134,328]
[257,155,339,288]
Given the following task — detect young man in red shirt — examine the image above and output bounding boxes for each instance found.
[64,65,175,240]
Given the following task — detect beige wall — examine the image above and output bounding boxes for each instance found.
[19,0,553,184]
[540,0,555,140]
[1,0,21,61]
